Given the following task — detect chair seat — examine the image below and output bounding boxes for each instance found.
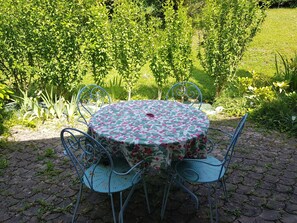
[176,156,225,183]
[83,162,141,193]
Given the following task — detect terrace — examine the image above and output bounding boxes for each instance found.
[1,118,296,223]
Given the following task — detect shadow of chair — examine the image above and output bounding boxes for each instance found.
[77,84,112,126]
[165,81,203,109]
[61,128,150,223]
[161,114,248,223]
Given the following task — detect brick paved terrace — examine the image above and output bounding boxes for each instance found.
[0,118,297,223]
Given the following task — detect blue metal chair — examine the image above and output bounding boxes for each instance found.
[161,114,248,222]
[77,84,112,126]
[61,128,150,223]
[165,81,203,109]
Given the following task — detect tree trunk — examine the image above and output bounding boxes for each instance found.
[128,88,131,101]
[158,88,162,100]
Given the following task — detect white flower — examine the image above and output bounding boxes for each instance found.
[215,106,224,113]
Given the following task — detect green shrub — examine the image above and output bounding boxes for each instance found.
[0,84,13,110]
[198,0,268,96]
[213,95,248,116]
[0,0,87,95]
[111,0,150,100]
[150,0,193,99]
[0,84,13,135]
[251,92,297,135]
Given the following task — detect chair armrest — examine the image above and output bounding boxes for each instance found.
[112,160,145,185]
[112,160,144,176]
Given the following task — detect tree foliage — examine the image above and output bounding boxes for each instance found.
[0,0,37,92]
[149,17,171,100]
[111,0,149,100]
[150,0,193,99]
[165,0,193,83]
[198,0,268,96]
[81,0,113,86]
[0,0,113,96]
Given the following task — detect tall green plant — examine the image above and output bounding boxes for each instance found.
[149,18,171,100]
[165,0,193,83]
[275,52,297,92]
[33,0,86,95]
[0,0,87,95]
[150,0,193,99]
[111,0,149,100]
[81,0,113,86]
[0,0,37,92]
[198,0,268,97]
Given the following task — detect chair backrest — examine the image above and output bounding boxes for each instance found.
[165,81,203,109]
[61,128,114,188]
[77,84,112,125]
[221,114,248,174]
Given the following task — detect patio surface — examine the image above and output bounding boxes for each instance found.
[0,118,297,223]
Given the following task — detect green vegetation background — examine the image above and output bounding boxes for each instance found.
[92,8,297,102]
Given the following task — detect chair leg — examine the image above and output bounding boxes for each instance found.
[207,186,214,223]
[110,194,117,223]
[118,185,137,223]
[142,179,151,214]
[207,184,219,223]
[120,192,123,223]
[221,178,228,200]
[176,180,199,209]
[214,184,219,223]
[72,183,83,223]
[160,175,175,220]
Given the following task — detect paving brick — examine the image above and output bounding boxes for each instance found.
[1,120,296,223]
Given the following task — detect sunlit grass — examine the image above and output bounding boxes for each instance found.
[239,8,297,77]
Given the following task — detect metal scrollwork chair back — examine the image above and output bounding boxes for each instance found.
[166,81,203,109]
[161,114,248,223]
[77,84,112,126]
[61,128,150,223]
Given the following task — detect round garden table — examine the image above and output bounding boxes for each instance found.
[89,100,209,170]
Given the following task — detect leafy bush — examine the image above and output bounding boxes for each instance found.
[0,0,118,96]
[0,84,13,110]
[198,0,268,96]
[0,84,13,134]
[81,1,113,86]
[217,57,297,134]
[251,92,297,135]
[213,96,248,116]
[0,0,87,95]
[111,0,150,100]
[150,0,193,99]
[237,71,276,108]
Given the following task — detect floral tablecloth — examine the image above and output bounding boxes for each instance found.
[89,100,209,170]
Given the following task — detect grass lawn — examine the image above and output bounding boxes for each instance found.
[84,8,297,102]
[238,8,297,77]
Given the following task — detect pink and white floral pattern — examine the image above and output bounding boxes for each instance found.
[89,100,209,170]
